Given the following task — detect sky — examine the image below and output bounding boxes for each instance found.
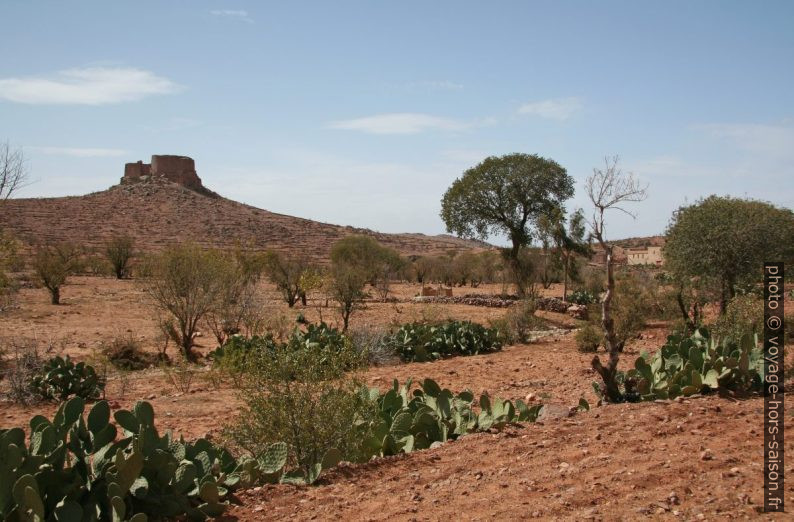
[1,1,792,244]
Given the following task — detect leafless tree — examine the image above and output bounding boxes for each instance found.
[586,156,647,402]
[0,141,29,200]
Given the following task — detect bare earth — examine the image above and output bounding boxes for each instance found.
[1,277,792,521]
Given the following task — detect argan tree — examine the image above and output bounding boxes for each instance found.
[440,153,574,296]
[664,196,794,314]
[586,156,647,402]
[105,234,136,279]
[32,243,83,304]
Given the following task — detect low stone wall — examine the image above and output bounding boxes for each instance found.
[411,294,588,319]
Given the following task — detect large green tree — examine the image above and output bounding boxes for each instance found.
[440,153,574,295]
[664,196,794,314]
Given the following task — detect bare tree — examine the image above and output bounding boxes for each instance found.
[586,156,647,402]
[0,141,29,200]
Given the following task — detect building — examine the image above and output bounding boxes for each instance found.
[625,245,664,266]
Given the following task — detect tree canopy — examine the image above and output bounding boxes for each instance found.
[440,154,575,256]
[663,195,794,313]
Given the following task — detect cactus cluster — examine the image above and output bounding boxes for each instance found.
[0,397,293,521]
[29,356,105,401]
[387,321,503,362]
[594,328,764,401]
[361,378,541,457]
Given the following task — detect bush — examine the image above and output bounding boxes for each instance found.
[495,299,546,344]
[2,340,44,404]
[224,328,372,479]
[576,324,603,352]
[710,294,763,343]
[29,355,105,401]
[387,320,502,362]
[567,289,596,305]
[348,326,398,366]
[105,234,136,279]
[31,242,82,304]
[102,334,158,370]
[143,243,245,360]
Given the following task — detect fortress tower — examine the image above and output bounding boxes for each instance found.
[121,155,204,192]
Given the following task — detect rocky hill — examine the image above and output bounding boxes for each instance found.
[0,176,488,260]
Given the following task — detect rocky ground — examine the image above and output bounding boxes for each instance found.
[1,277,792,520]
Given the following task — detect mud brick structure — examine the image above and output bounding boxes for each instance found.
[122,155,204,192]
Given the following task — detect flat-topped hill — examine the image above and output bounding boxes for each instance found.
[0,176,488,260]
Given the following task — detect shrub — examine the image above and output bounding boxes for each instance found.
[710,294,763,343]
[224,328,372,479]
[496,299,546,344]
[387,320,502,362]
[263,250,306,307]
[2,340,44,404]
[105,234,136,279]
[31,242,83,304]
[348,326,398,366]
[567,289,596,305]
[576,323,603,353]
[101,334,157,370]
[143,243,243,360]
[29,355,105,401]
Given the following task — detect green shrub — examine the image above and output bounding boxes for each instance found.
[223,329,371,479]
[568,289,596,305]
[494,300,546,344]
[592,328,763,402]
[576,324,603,352]
[710,294,763,343]
[387,320,502,362]
[29,355,105,401]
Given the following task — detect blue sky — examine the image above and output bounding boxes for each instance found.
[1,1,792,243]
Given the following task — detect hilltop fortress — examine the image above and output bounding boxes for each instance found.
[121,155,205,192]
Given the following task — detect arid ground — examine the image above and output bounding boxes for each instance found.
[1,277,792,520]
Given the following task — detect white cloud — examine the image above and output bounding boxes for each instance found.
[328,113,472,135]
[29,147,128,158]
[0,67,181,105]
[209,9,253,23]
[697,122,794,159]
[517,97,582,121]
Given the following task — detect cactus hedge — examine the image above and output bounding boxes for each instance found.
[386,321,503,362]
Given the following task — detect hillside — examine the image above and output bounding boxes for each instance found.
[0,177,488,260]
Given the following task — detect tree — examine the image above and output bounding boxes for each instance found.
[552,209,592,301]
[32,243,83,304]
[143,244,236,360]
[664,196,794,314]
[263,250,307,307]
[0,141,29,200]
[412,256,435,284]
[586,156,647,402]
[440,153,574,296]
[328,264,368,331]
[105,235,136,279]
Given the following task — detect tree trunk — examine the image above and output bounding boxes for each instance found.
[50,286,60,305]
[590,245,624,402]
[562,252,569,302]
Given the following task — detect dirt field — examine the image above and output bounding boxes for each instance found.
[1,276,792,520]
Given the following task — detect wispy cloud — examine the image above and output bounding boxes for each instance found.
[209,9,253,23]
[328,113,473,135]
[28,146,128,158]
[697,122,794,159]
[0,67,181,105]
[517,97,582,121]
[141,117,203,133]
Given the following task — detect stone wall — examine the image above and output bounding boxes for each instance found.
[121,155,204,192]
